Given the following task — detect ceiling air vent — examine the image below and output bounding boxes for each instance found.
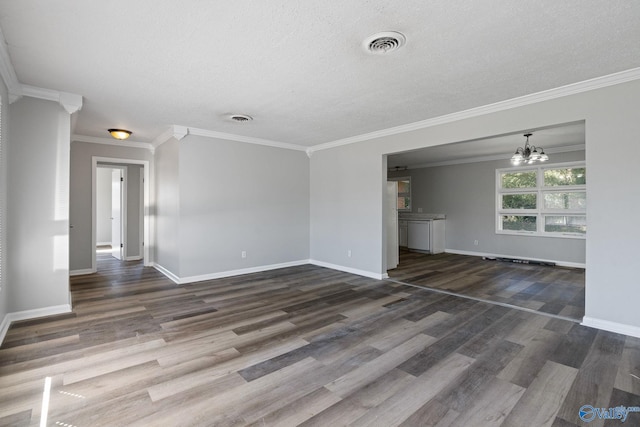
[363,31,406,54]
[229,114,253,123]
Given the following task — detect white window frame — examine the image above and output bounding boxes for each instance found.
[389,176,411,212]
[496,161,586,239]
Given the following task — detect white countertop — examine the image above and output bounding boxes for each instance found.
[399,213,446,220]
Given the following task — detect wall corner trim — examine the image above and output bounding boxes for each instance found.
[22,84,83,113]
[582,316,640,339]
[73,134,154,151]
[0,304,73,346]
[0,26,22,103]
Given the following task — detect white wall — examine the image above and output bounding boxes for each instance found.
[176,135,310,278]
[7,97,71,312]
[69,141,152,271]
[389,150,586,265]
[96,167,112,244]
[310,79,640,335]
[0,78,8,326]
[154,138,181,276]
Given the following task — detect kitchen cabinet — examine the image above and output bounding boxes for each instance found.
[406,219,445,254]
[408,221,430,251]
[398,220,408,247]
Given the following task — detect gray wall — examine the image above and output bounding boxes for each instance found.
[96,167,112,244]
[126,164,142,258]
[69,141,152,271]
[310,79,640,332]
[0,78,7,324]
[8,97,71,312]
[177,135,310,277]
[154,138,180,275]
[389,150,586,265]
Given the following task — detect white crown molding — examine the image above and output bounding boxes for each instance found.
[172,125,189,141]
[186,126,307,152]
[405,144,586,169]
[72,134,154,151]
[22,84,83,114]
[0,26,22,103]
[308,67,640,155]
[151,125,189,149]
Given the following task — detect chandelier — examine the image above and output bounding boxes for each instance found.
[511,133,548,165]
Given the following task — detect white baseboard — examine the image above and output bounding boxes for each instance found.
[125,256,142,261]
[153,263,181,284]
[309,260,385,280]
[154,260,311,285]
[0,304,72,346]
[444,249,586,269]
[581,316,640,339]
[70,268,96,276]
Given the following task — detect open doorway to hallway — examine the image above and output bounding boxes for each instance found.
[92,157,151,273]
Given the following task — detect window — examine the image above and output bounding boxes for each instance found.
[496,162,586,238]
[389,177,411,211]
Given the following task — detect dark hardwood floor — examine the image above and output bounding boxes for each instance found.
[389,250,585,321]
[0,252,637,426]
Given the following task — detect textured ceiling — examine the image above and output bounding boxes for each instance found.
[0,1,639,148]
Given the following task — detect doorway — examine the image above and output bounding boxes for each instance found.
[96,165,127,260]
[92,156,151,273]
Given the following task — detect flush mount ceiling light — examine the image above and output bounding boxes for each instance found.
[363,31,406,54]
[228,114,253,123]
[108,129,132,140]
[511,133,549,165]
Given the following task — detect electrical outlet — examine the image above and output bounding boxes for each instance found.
[474,240,479,246]
[241,251,247,258]
[347,250,352,258]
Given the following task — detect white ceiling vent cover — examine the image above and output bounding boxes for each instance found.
[229,114,253,122]
[363,31,406,54]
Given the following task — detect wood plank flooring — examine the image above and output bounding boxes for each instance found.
[389,251,585,321]
[1,253,637,426]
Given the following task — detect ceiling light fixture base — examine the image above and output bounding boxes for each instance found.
[108,129,132,140]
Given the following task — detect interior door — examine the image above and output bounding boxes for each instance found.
[111,169,123,260]
[386,181,399,270]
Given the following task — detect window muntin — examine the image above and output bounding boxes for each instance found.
[543,191,586,210]
[544,215,586,234]
[501,215,537,232]
[497,162,586,238]
[501,193,537,210]
[543,167,586,186]
[501,171,537,189]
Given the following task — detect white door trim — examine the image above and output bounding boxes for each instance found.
[92,156,151,273]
